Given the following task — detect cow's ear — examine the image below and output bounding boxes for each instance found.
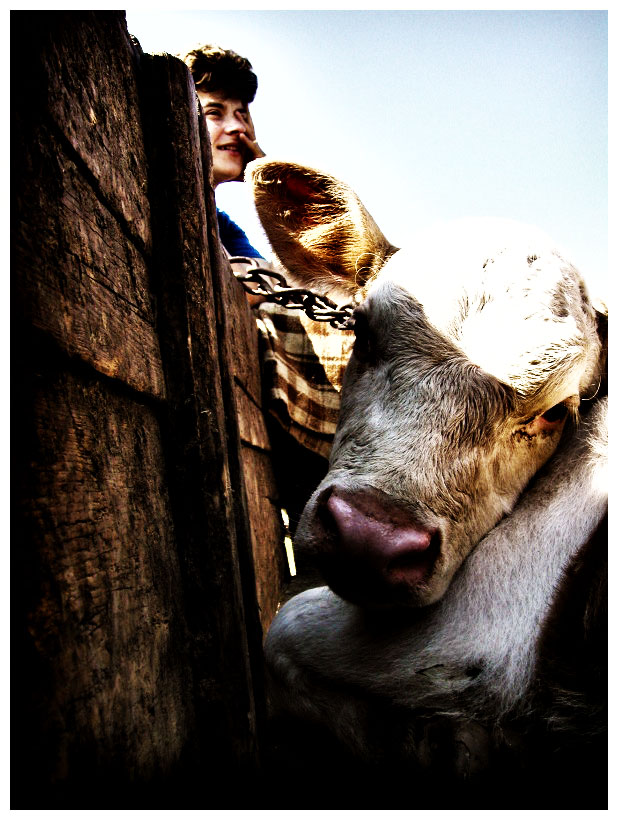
[592,299,608,400]
[247,159,397,299]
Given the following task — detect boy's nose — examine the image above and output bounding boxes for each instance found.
[224,115,247,134]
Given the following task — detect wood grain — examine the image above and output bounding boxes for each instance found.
[15,361,192,792]
[14,118,165,400]
[27,11,152,249]
[13,11,288,803]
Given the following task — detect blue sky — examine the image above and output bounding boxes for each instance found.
[126,9,608,298]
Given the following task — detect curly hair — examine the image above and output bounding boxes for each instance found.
[182,44,258,104]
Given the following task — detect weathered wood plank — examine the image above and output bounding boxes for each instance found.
[17,11,152,250]
[235,382,271,451]
[13,351,193,801]
[14,118,165,400]
[221,270,289,629]
[218,260,264,408]
[140,51,264,770]
[13,10,287,802]
[239,445,288,630]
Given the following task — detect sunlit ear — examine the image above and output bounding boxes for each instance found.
[247,159,397,299]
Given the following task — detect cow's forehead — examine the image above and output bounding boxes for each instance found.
[365,219,596,401]
[374,217,559,304]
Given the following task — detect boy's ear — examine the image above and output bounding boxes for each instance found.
[247,159,397,299]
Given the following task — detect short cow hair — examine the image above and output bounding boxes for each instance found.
[183,44,258,104]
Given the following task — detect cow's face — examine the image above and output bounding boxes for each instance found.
[248,160,603,608]
[296,248,597,607]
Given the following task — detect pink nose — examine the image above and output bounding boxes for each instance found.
[320,489,439,598]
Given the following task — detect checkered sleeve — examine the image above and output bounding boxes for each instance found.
[255,302,355,459]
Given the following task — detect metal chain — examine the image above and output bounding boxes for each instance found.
[229,256,356,330]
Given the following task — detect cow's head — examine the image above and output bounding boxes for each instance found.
[249,160,605,608]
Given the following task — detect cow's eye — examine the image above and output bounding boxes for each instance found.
[352,310,373,361]
[521,401,570,434]
[540,403,569,424]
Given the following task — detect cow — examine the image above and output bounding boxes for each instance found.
[247,160,607,808]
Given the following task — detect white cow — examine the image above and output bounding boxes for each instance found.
[248,160,607,807]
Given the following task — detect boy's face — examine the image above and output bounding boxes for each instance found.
[198,89,255,185]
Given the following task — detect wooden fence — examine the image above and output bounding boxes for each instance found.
[13,10,289,807]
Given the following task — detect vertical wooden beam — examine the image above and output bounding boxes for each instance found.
[12,11,198,804]
[138,50,264,780]
[12,11,268,805]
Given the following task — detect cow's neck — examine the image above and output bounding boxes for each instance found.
[406,399,607,716]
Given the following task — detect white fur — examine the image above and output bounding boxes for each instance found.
[266,398,606,755]
[249,161,607,763]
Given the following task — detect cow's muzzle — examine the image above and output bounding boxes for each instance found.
[312,485,441,607]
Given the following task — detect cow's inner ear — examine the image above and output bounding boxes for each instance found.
[247,159,397,298]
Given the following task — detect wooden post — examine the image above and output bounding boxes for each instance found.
[12,10,285,807]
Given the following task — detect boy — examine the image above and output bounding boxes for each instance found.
[183,44,265,257]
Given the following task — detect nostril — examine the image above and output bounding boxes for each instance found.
[316,487,337,530]
[386,530,441,583]
[312,486,441,605]
[324,490,437,562]
[389,553,426,572]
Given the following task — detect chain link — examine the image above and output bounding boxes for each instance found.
[229,256,356,330]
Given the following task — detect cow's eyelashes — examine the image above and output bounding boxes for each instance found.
[520,401,570,433]
[352,311,373,361]
[540,403,569,423]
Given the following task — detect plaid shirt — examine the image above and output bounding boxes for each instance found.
[255,302,355,459]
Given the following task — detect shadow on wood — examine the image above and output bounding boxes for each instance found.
[12,10,289,807]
